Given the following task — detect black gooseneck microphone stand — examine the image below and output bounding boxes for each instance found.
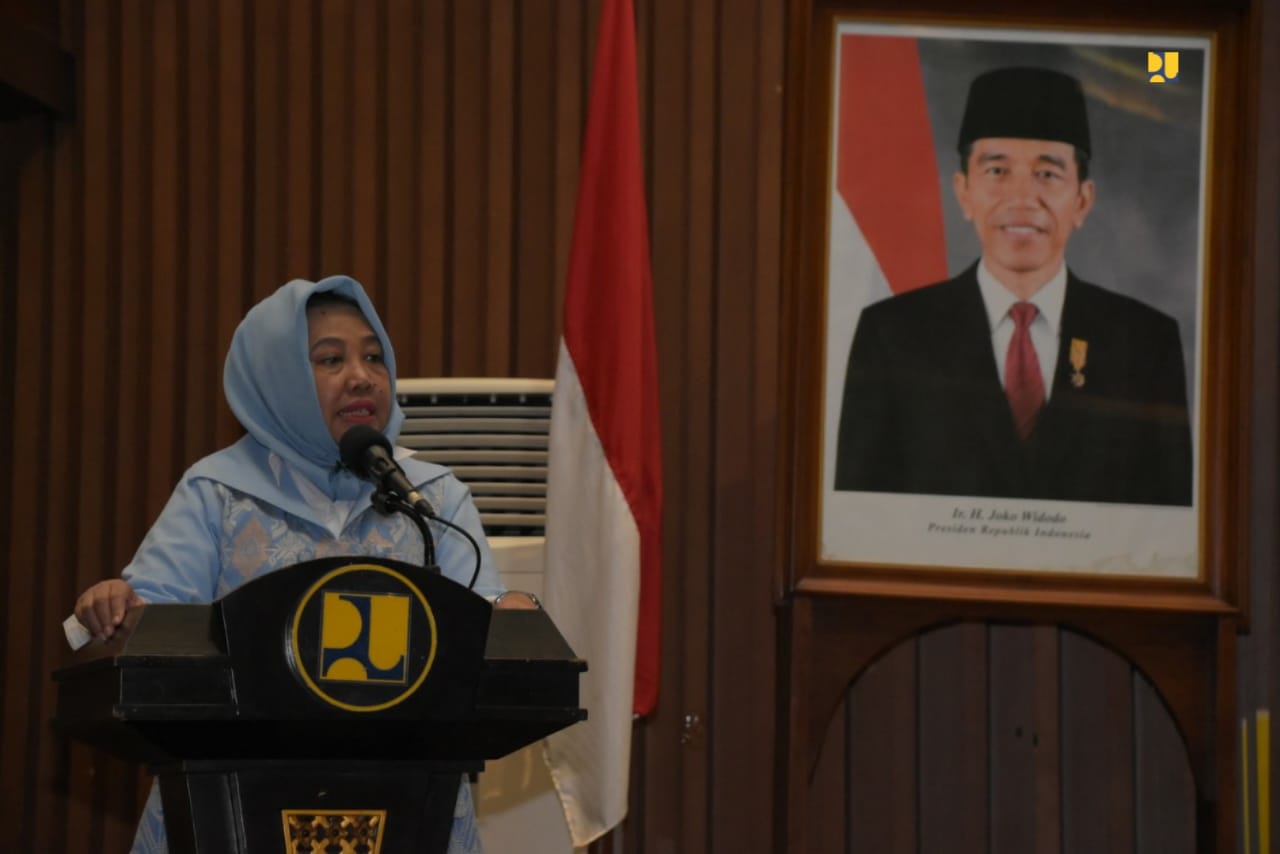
[372,490,484,590]
[373,489,439,571]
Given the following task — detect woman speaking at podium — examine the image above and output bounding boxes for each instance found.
[72,275,535,854]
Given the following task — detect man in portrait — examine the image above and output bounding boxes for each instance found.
[833,66,1193,506]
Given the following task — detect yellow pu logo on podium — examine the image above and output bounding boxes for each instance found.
[1148,51,1180,83]
[290,562,438,712]
[320,591,410,684]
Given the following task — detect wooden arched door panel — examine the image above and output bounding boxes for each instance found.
[778,598,1231,854]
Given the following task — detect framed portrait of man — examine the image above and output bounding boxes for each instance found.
[815,22,1213,579]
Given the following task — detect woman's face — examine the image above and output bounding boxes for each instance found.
[307,302,392,444]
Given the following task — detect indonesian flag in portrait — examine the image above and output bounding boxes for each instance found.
[823,34,949,491]
[542,0,662,847]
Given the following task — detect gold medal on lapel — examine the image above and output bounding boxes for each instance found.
[1069,338,1088,388]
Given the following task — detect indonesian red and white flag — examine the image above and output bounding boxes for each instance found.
[542,0,663,846]
[823,34,948,491]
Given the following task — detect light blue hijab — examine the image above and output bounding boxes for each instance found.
[191,275,407,510]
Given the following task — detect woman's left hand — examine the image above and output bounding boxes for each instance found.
[494,591,540,610]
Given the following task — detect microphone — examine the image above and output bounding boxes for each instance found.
[339,424,484,589]
[339,425,436,519]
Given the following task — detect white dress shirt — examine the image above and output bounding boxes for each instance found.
[976,260,1066,400]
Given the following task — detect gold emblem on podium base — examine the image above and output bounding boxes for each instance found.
[282,809,386,854]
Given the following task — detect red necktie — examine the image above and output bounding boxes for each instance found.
[1005,302,1044,441]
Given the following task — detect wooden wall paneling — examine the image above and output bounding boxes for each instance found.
[150,0,182,498]
[448,2,487,375]
[59,7,94,853]
[213,0,248,444]
[752,0,785,420]
[0,2,73,120]
[481,0,514,374]
[1068,612,1222,812]
[383,0,420,371]
[1243,0,1280,842]
[251,0,285,299]
[318,0,352,280]
[414,0,448,377]
[775,597,811,854]
[632,0,648,123]
[0,126,14,678]
[351,0,381,298]
[638,0,717,850]
[0,0,59,41]
[1212,6,1258,617]
[513,0,561,378]
[0,121,18,850]
[988,625,1060,853]
[113,3,156,845]
[107,1,153,843]
[749,16,786,838]
[1211,619,1239,854]
[846,640,918,852]
[677,14,717,844]
[551,0,583,366]
[777,597,925,852]
[115,0,149,571]
[1133,672,1195,854]
[1059,631,1135,852]
[0,123,15,836]
[807,693,848,854]
[749,0,786,840]
[709,0,780,847]
[645,0,689,395]
[71,4,124,848]
[1029,626,1064,853]
[646,2,697,851]
[181,0,218,464]
[79,0,118,573]
[550,1,585,338]
[918,622,989,854]
[3,115,51,852]
[41,57,83,844]
[39,10,82,850]
[283,0,317,283]
[782,612,1204,852]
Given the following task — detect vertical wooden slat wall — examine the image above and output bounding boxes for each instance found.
[2,1,1276,853]
[1242,0,1280,846]
[0,0,784,850]
[813,625,1197,854]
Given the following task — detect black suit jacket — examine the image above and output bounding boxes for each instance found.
[834,265,1193,506]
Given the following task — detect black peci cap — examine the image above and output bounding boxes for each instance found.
[957,67,1091,156]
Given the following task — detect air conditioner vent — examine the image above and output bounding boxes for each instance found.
[396,377,554,537]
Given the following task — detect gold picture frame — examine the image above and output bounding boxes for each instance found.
[779,2,1256,614]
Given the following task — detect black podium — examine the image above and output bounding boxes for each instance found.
[53,557,586,853]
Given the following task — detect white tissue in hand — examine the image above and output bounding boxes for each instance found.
[63,614,92,651]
